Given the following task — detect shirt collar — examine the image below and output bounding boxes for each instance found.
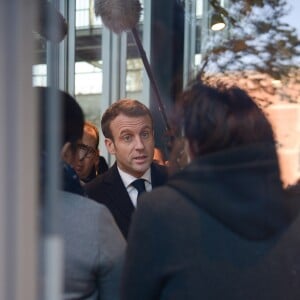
[117,166,152,188]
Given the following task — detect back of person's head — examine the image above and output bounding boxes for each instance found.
[101,98,153,140]
[36,86,84,153]
[176,78,275,157]
[36,86,85,195]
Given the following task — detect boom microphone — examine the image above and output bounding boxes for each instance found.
[94,0,171,132]
[94,0,142,34]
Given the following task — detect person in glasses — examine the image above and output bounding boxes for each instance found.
[75,121,108,184]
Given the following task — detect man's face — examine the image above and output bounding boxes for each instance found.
[105,113,155,178]
[74,128,99,180]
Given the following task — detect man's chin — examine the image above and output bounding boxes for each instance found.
[133,163,151,175]
[75,170,84,178]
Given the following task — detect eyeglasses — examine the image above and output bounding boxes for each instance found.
[77,143,97,159]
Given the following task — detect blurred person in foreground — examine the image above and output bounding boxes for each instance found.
[38,86,125,300]
[85,99,168,239]
[121,79,300,300]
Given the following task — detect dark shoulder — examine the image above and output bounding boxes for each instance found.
[85,171,106,190]
[136,185,183,219]
[284,183,300,220]
[151,163,167,175]
[84,169,111,201]
[98,155,109,174]
[151,163,168,186]
[152,162,167,171]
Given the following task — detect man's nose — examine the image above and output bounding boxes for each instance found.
[79,153,87,161]
[78,150,87,161]
[134,136,145,149]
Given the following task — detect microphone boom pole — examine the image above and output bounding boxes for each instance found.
[131,27,171,132]
[94,0,171,133]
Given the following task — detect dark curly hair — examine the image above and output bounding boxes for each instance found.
[36,86,84,153]
[175,79,275,157]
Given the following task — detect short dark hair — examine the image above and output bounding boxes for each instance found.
[176,79,275,156]
[36,86,84,151]
[101,99,153,140]
[84,121,100,149]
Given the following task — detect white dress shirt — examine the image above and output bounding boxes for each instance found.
[117,167,152,207]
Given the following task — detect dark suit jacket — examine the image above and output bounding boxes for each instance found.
[85,162,168,239]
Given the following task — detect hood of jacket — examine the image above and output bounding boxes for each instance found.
[167,143,291,240]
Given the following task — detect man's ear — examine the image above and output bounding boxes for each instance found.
[61,142,73,164]
[105,138,116,155]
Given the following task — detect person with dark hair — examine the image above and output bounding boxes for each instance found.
[37,86,125,300]
[74,121,108,184]
[38,86,85,196]
[85,98,168,239]
[121,80,300,300]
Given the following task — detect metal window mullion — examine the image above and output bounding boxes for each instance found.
[201,0,209,56]
[183,0,196,88]
[101,27,113,164]
[111,32,126,101]
[101,28,127,165]
[120,32,127,98]
[58,0,68,91]
[141,0,151,107]
[67,0,76,96]
[43,2,64,300]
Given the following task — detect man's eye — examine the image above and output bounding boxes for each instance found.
[122,135,132,142]
[141,131,150,139]
[78,144,88,152]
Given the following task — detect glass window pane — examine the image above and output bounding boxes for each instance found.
[75,0,103,128]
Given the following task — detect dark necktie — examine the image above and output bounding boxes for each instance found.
[131,179,146,198]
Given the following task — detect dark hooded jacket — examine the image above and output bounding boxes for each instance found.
[122,143,300,300]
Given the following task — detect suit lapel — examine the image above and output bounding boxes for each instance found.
[104,163,135,220]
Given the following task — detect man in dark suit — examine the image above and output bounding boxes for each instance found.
[85,99,168,239]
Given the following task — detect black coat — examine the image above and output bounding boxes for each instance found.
[122,143,300,300]
[85,162,168,239]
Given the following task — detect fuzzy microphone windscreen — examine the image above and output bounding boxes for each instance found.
[94,0,142,33]
[35,1,68,43]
